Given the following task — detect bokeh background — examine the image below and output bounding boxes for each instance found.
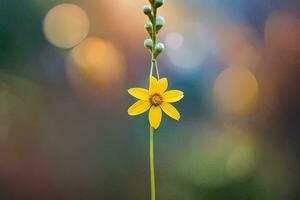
[1,0,300,199]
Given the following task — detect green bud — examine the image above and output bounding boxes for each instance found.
[144,22,153,36]
[154,43,165,58]
[154,0,164,8]
[156,16,165,32]
[143,4,152,15]
[144,39,153,51]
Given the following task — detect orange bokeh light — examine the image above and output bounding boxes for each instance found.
[214,66,259,115]
[43,4,90,48]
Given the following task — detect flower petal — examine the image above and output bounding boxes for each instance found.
[128,88,149,100]
[163,90,184,103]
[149,106,162,129]
[149,76,158,94]
[160,102,180,120]
[156,78,168,94]
[128,100,151,116]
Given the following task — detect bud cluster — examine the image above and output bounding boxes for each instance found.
[143,0,165,58]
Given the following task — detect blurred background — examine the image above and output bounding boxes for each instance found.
[0,0,300,199]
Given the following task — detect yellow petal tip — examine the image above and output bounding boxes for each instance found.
[127,110,134,116]
[173,114,180,121]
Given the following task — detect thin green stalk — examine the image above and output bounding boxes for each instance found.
[150,126,156,200]
[150,60,154,77]
[151,3,158,79]
[147,3,161,200]
[154,60,160,79]
[151,5,157,49]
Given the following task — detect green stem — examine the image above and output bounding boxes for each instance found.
[150,60,154,77]
[151,5,157,48]
[150,126,156,200]
[150,59,160,79]
[150,4,158,79]
[154,60,160,79]
[148,4,159,200]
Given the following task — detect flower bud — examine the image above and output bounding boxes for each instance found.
[154,0,164,8]
[155,16,165,31]
[144,39,153,51]
[143,4,152,15]
[154,43,165,58]
[144,22,153,36]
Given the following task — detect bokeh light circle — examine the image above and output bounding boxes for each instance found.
[165,32,184,50]
[165,22,217,71]
[43,4,90,48]
[214,66,259,115]
[66,37,127,103]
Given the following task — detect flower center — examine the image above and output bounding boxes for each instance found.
[150,94,163,106]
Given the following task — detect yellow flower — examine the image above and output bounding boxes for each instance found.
[128,76,184,129]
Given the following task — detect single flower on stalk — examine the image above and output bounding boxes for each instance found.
[128,76,184,129]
